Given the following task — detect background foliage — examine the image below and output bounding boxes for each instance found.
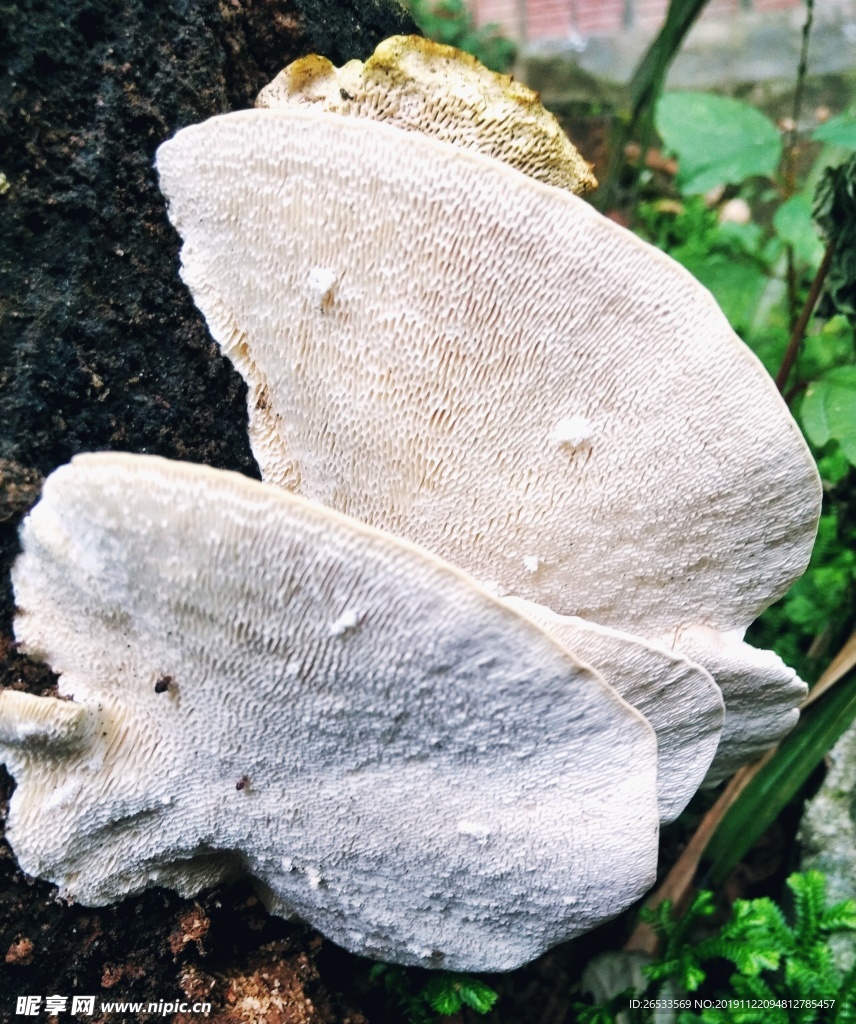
[405,0,516,71]
[576,872,856,1023]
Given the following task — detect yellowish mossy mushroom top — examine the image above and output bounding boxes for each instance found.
[256,35,597,195]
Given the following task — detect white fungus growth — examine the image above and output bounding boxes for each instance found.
[457,821,491,843]
[306,866,323,890]
[0,36,824,978]
[307,265,338,303]
[550,415,594,448]
[329,608,360,636]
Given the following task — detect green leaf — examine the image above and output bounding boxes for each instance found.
[678,254,768,330]
[813,115,856,149]
[656,92,783,193]
[423,977,463,1015]
[773,194,824,269]
[802,366,856,464]
[705,666,856,884]
[458,979,499,1014]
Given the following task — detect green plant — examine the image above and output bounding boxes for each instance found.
[406,0,516,72]
[369,963,499,1023]
[637,91,856,686]
[574,872,856,1023]
[596,0,715,212]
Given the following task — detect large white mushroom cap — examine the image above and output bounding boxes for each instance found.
[156,94,820,754]
[157,106,819,638]
[3,453,660,972]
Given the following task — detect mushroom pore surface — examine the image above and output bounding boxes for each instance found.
[3,453,660,972]
[156,108,821,641]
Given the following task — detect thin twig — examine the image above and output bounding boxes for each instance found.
[774,239,835,393]
[787,246,798,331]
[783,0,814,326]
[786,0,814,161]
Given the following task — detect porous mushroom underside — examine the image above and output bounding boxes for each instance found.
[4,453,660,972]
[0,38,822,974]
[157,64,819,781]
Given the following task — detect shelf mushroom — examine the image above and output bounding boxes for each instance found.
[3,453,660,971]
[156,36,821,787]
[0,36,822,975]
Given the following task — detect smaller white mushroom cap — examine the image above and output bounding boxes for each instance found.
[664,625,809,786]
[505,597,725,823]
[3,453,660,972]
[256,35,597,195]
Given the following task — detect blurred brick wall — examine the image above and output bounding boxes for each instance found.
[470,0,804,41]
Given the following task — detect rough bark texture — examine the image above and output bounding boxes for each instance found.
[0,0,416,1019]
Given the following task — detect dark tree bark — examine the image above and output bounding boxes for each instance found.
[0,1,415,1018]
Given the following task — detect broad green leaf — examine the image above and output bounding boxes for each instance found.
[773,194,824,270]
[802,366,856,464]
[705,665,856,884]
[679,254,767,331]
[656,92,782,194]
[813,115,856,149]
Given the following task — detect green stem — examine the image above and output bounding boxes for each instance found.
[775,238,836,394]
[595,0,713,212]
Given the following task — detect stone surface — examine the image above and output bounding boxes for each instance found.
[799,719,856,973]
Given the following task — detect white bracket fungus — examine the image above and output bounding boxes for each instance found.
[0,38,823,975]
[550,415,594,449]
[156,72,820,745]
[3,453,659,972]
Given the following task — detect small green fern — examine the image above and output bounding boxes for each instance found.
[369,963,499,1022]
[575,872,856,1024]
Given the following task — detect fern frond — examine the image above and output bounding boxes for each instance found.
[822,900,856,935]
[789,870,828,945]
[833,961,856,1024]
